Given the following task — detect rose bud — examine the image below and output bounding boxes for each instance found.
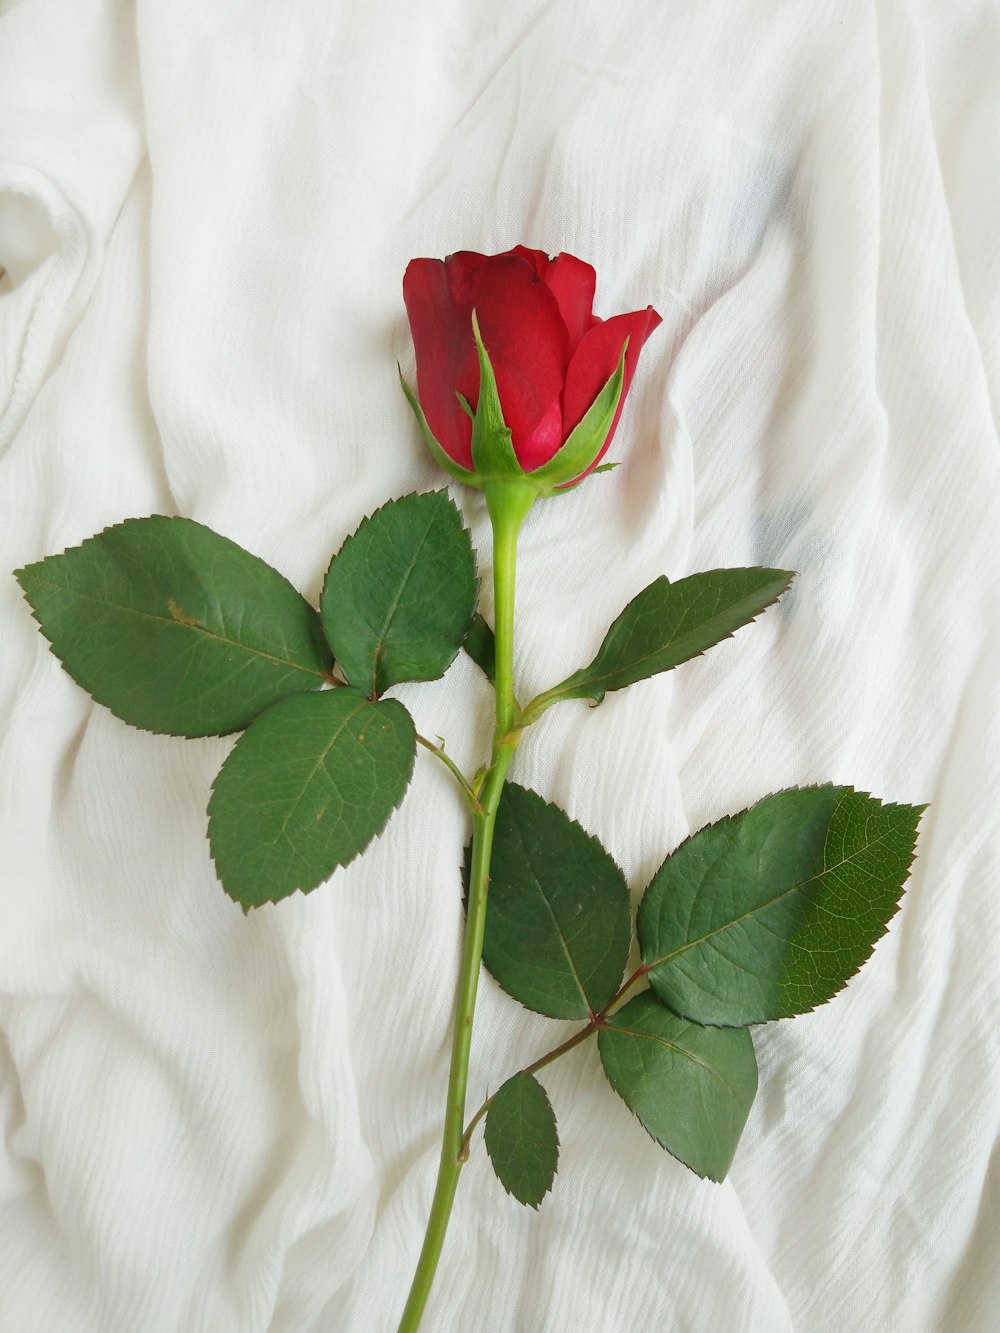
[401,247,661,494]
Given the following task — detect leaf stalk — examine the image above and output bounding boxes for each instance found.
[459,962,652,1159]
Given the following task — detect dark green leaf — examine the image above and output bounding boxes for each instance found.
[14,516,332,736]
[484,1072,559,1208]
[463,612,496,684]
[208,687,415,908]
[480,784,631,1019]
[532,568,794,710]
[638,786,924,1026]
[320,491,477,697]
[597,993,757,1181]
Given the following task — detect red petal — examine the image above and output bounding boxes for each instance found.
[444,252,569,460]
[517,396,565,471]
[562,306,663,464]
[508,245,551,277]
[542,254,597,354]
[403,257,478,467]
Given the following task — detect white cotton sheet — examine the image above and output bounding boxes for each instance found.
[1,1,998,1329]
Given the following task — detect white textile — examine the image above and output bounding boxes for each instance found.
[1,1,998,1329]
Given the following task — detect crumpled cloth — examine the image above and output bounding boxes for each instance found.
[1,1,998,1329]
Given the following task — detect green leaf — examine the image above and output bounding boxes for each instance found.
[484,1072,559,1208]
[14,516,332,737]
[463,612,496,684]
[527,344,626,489]
[480,784,631,1019]
[321,491,477,697]
[208,687,415,908]
[528,568,794,712]
[597,993,758,1182]
[638,786,924,1026]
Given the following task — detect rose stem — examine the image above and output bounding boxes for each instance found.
[397,481,536,1333]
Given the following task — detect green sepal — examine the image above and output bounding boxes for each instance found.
[469,312,527,482]
[398,365,484,487]
[527,343,627,491]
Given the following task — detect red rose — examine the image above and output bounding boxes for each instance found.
[402,246,661,486]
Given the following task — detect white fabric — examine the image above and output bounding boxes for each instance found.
[2,0,998,1328]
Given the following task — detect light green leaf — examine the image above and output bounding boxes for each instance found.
[321,491,477,697]
[480,784,631,1019]
[208,687,415,908]
[526,568,794,715]
[15,516,331,737]
[598,993,758,1181]
[484,1072,559,1208]
[639,786,924,1026]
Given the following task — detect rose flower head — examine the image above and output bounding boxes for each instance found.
[401,247,661,493]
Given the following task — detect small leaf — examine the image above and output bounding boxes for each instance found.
[533,568,794,710]
[480,784,631,1019]
[208,687,415,908]
[597,993,758,1182]
[463,612,496,684]
[15,516,332,736]
[638,786,924,1026]
[484,1072,559,1208]
[321,491,477,697]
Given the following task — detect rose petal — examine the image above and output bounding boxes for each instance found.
[509,245,551,277]
[517,396,566,472]
[403,257,479,467]
[445,252,569,459]
[542,254,597,354]
[561,307,662,466]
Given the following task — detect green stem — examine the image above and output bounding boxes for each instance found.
[397,481,535,1333]
[416,734,480,811]
[517,682,566,729]
[486,483,535,738]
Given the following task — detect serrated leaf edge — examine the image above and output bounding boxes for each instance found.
[639,785,927,1026]
[484,1071,560,1209]
[14,514,331,740]
[206,692,417,912]
[554,567,796,706]
[472,782,632,1021]
[319,489,479,697]
[596,1005,758,1183]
